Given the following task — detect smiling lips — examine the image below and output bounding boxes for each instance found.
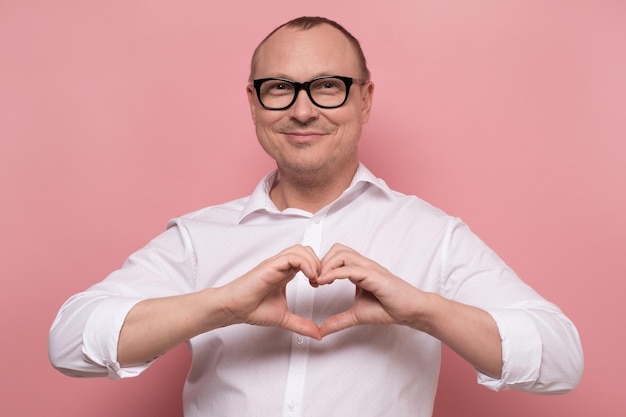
[281,130,328,144]
[276,121,336,143]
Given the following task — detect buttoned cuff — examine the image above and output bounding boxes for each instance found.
[82,297,149,380]
[477,308,542,391]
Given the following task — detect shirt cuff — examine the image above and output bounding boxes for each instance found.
[477,308,543,391]
[82,297,150,380]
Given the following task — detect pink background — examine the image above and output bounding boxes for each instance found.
[1,1,624,416]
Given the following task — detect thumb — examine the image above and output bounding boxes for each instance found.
[319,311,358,338]
[281,312,322,340]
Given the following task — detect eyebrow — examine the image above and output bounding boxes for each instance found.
[257,72,341,81]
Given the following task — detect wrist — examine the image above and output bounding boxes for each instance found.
[405,292,444,335]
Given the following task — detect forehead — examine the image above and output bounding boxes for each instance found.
[254,24,361,80]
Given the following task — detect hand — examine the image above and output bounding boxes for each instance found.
[220,244,322,340]
[315,243,429,338]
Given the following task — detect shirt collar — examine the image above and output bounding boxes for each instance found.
[236,163,393,224]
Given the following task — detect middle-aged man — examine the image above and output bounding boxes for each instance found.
[49,16,584,417]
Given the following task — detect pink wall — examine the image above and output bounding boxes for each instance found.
[1,1,624,415]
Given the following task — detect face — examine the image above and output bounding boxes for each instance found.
[247,24,374,184]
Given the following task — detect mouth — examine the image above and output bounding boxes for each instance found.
[281,130,327,143]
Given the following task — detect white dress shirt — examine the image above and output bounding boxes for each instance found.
[49,164,583,417]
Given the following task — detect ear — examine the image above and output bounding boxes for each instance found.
[246,84,257,124]
[360,81,374,124]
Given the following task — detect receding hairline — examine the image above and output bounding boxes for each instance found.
[248,16,371,82]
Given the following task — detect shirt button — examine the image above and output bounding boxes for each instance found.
[288,401,297,411]
[296,336,305,345]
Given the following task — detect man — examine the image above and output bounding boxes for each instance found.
[49,16,583,417]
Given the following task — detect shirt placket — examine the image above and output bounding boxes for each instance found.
[282,214,324,417]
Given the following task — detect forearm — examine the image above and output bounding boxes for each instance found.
[118,288,231,367]
[416,293,503,378]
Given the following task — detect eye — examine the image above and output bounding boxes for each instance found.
[312,78,344,95]
[320,81,339,89]
[261,80,294,96]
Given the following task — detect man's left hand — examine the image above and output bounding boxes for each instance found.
[314,243,430,337]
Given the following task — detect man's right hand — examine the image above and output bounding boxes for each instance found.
[218,244,322,339]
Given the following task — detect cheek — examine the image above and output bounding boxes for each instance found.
[336,104,366,126]
[335,115,364,140]
[254,122,282,154]
[254,125,271,148]
[255,121,277,140]
[253,111,283,131]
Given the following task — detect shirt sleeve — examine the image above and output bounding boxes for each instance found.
[440,218,583,393]
[48,222,196,379]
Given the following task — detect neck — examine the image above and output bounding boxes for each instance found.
[270,163,358,213]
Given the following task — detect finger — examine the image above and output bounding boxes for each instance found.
[319,243,352,269]
[319,244,367,279]
[319,311,359,338]
[302,245,320,265]
[285,245,321,279]
[317,265,369,286]
[301,245,322,282]
[288,245,321,287]
[281,312,322,340]
[264,252,318,286]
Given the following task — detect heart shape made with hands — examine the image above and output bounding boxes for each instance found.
[253,243,407,340]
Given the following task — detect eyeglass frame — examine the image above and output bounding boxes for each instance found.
[252,75,368,111]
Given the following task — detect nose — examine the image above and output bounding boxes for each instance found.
[288,89,319,123]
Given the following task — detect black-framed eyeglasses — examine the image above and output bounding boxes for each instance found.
[252,75,367,111]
